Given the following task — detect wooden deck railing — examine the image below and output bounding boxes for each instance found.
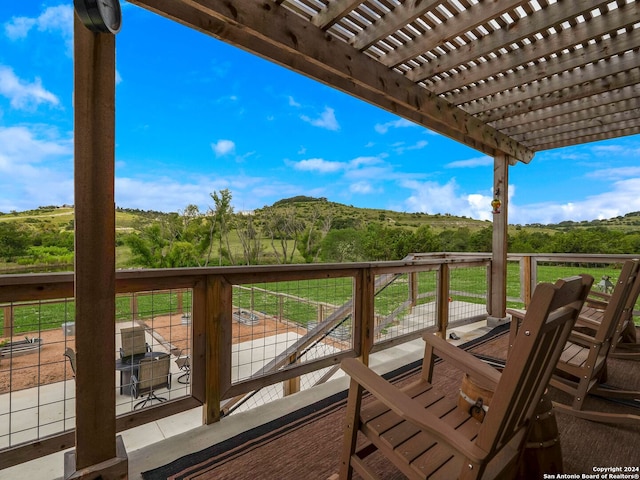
[0,252,637,468]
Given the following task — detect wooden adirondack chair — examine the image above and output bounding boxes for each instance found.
[509,259,640,425]
[574,265,640,361]
[549,260,640,424]
[337,274,592,480]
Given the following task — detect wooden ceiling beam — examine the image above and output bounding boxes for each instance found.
[378,0,530,68]
[528,125,640,151]
[405,0,609,81]
[513,108,640,143]
[128,0,534,162]
[433,2,640,96]
[470,66,640,122]
[442,28,640,104]
[312,0,361,30]
[488,84,640,130]
[499,97,640,137]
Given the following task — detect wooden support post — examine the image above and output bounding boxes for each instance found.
[68,11,126,479]
[488,154,510,326]
[204,275,231,424]
[436,264,450,337]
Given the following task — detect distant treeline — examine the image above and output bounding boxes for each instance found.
[1,193,639,269]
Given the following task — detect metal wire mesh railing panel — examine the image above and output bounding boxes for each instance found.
[115,288,193,413]
[0,297,76,449]
[373,270,439,343]
[448,265,489,324]
[230,277,354,385]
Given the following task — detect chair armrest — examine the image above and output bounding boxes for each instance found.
[506,308,526,321]
[341,357,488,464]
[146,343,152,352]
[422,333,502,389]
[567,330,602,348]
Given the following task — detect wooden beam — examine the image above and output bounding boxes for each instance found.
[348,0,443,51]
[488,84,640,130]
[514,108,640,144]
[128,0,534,162]
[72,12,123,476]
[312,0,361,30]
[405,0,609,80]
[441,25,640,102]
[498,97,640,137]
[379,0,532,68]
[464,55,640,116]
[529,125,640,151]
[431,1,640,93]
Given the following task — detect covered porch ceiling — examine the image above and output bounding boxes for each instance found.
[128,0,640,164]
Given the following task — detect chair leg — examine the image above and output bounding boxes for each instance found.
[177,368,190,384]
[134,392,168,410]
[339,380,364,480]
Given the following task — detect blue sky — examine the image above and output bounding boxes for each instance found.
[2,2,640,225]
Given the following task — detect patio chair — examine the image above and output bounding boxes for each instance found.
[63,347,76,377]
[509,259,640,425]
[574,271,640,361]
[170,347,191,384]
[337,274,592,480]
[119,325,151,362]
[131,353,172,409]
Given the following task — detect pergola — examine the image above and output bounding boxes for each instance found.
[70,0,640,477]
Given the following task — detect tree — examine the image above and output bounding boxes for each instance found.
[211,189,235,265]
[236,212,263,265]
[0,222,30,261]
[320,228,363,262]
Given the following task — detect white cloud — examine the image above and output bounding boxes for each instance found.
[0,65,60,110]
[585,166,640,179]
[4,5,74,53]
[509,178,640,225]
[288,96,301,107]
[0,126,73,211]
[350,181,379,194]
[445,155,494,169]
[401,178,492,219]
[301,107,339,131]
[374,118,417,134]
[212,139,236,157]
[291,158,346,173]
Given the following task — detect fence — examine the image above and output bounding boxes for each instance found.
[0,252,637,468]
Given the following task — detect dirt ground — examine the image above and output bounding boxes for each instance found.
[0,313,304,394]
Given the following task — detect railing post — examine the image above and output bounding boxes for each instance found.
[204,275,232,424]
[436,263,450,337]
[522,255,532,308]
[354,268,375,365]
[3,306,12,339]
[283,353,300,396]
[408,272,418,310]
[176,290,183,315]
